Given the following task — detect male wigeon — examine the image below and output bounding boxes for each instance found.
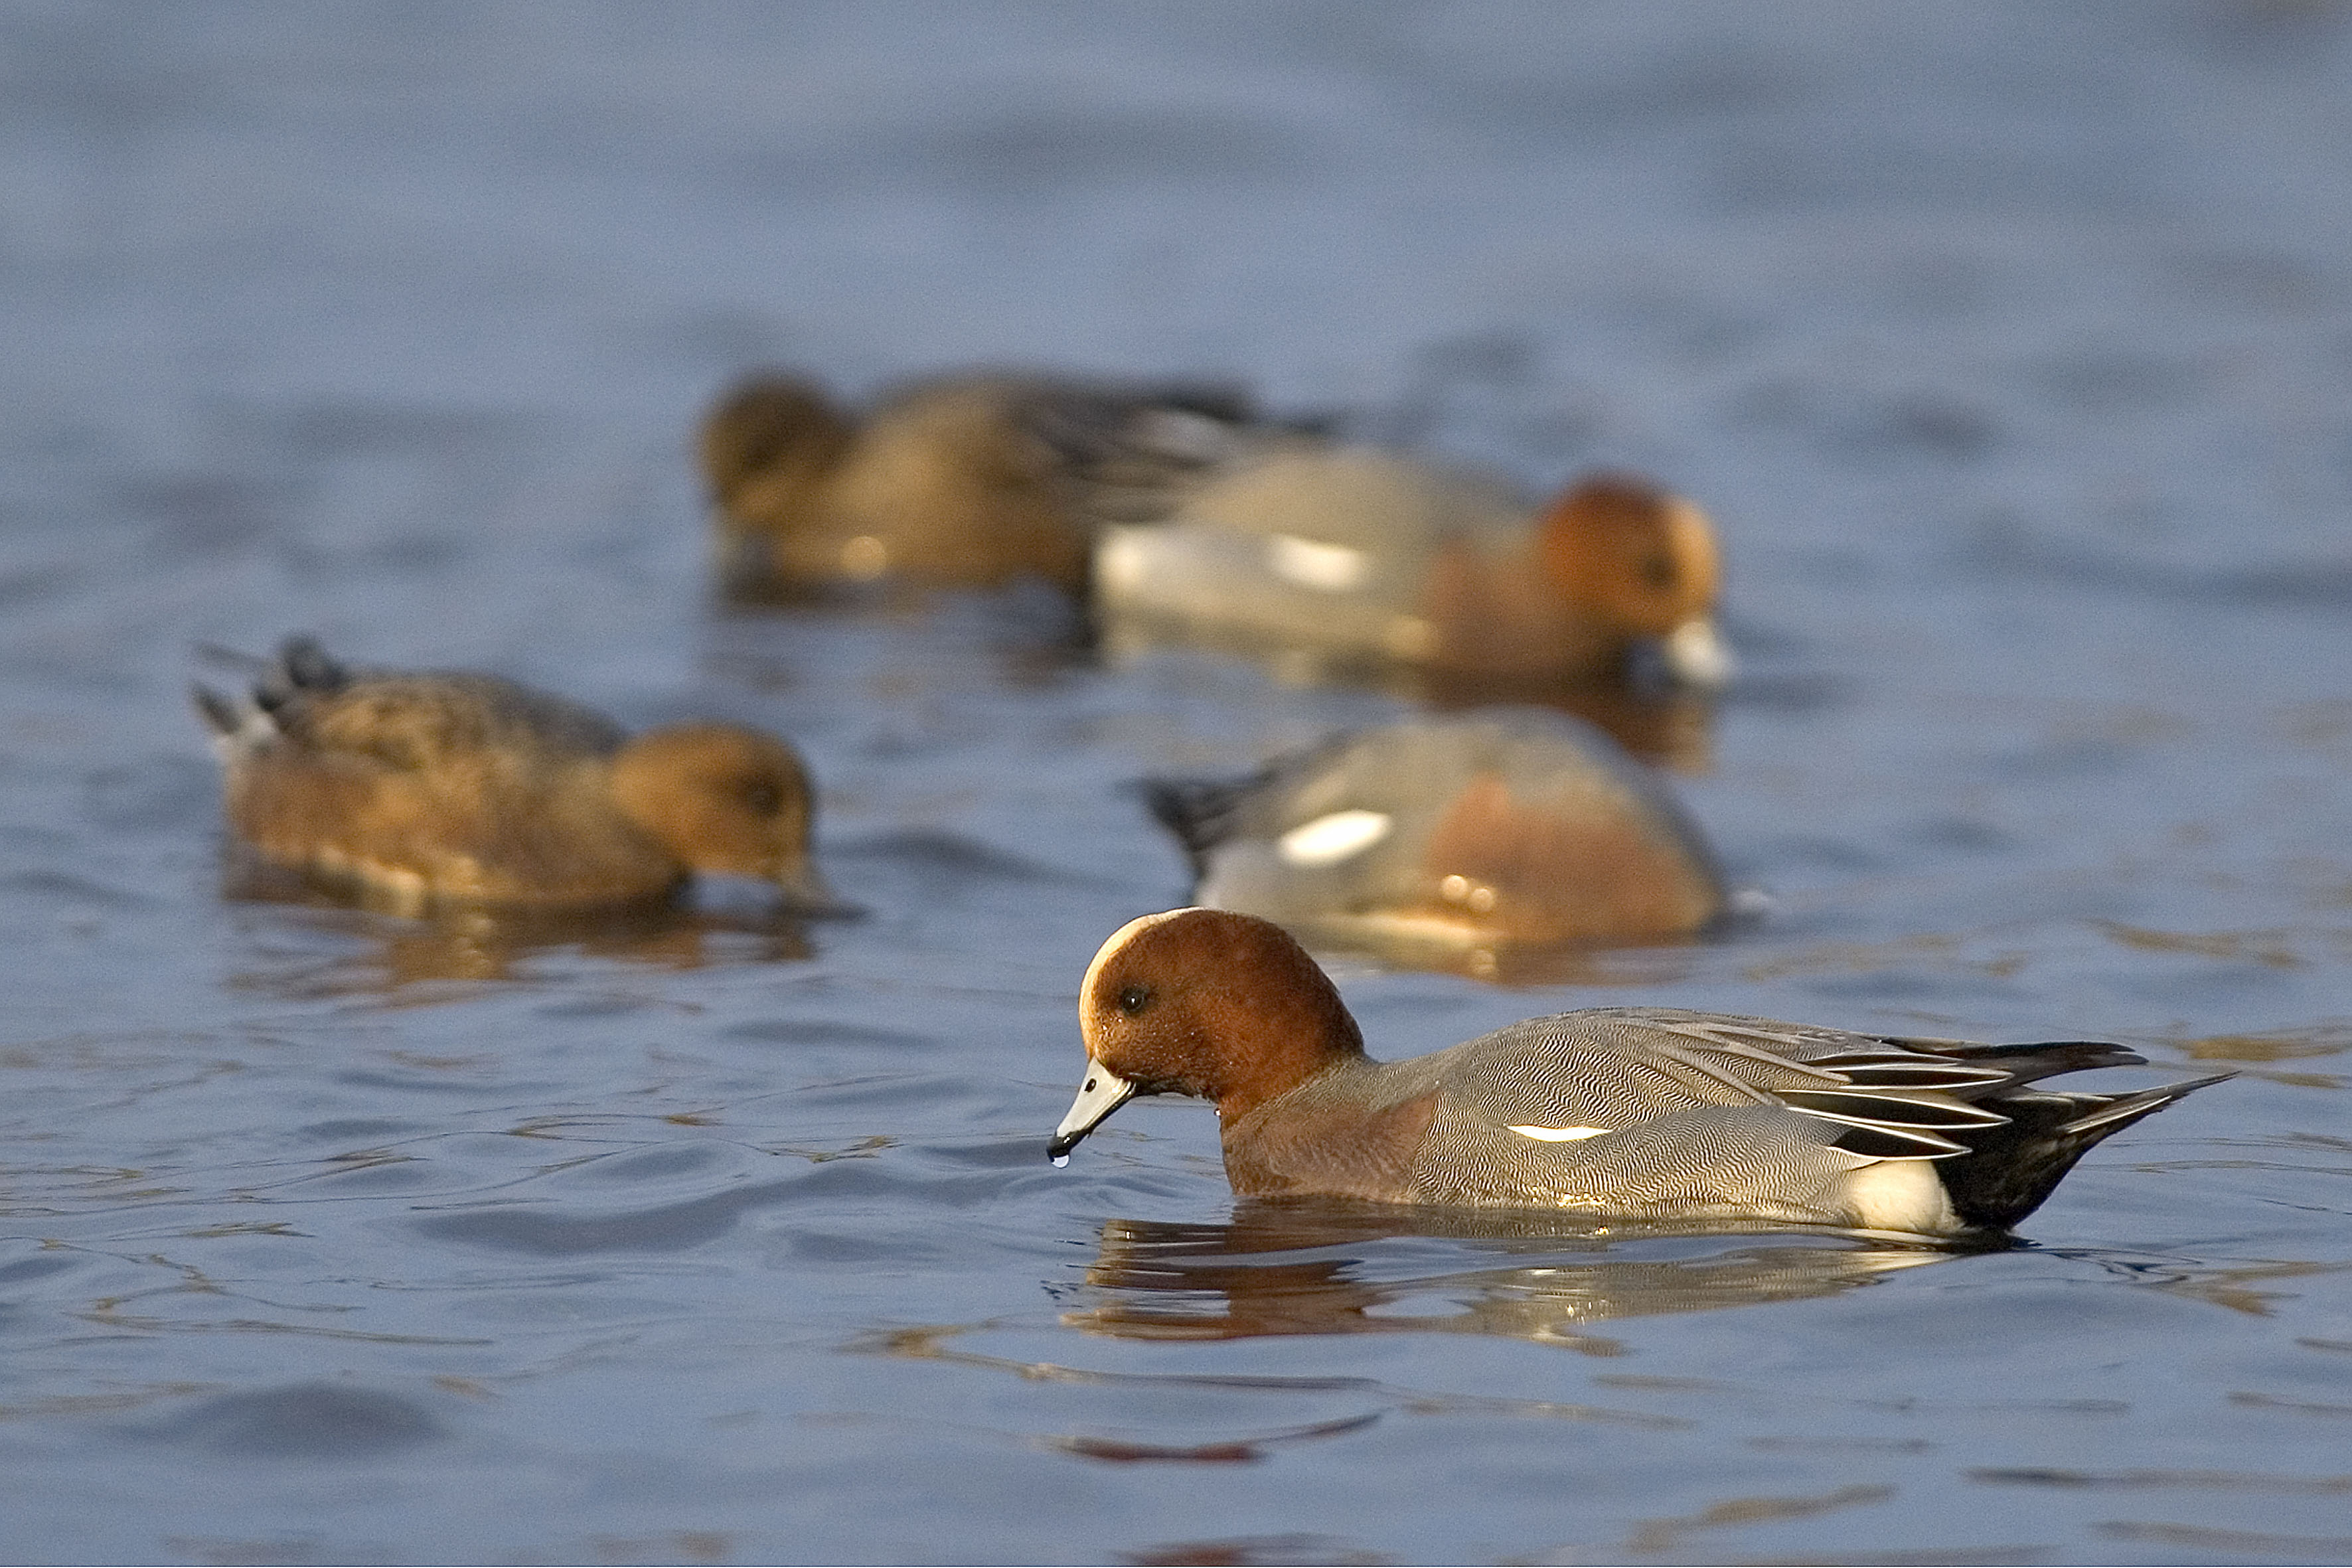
[193,638,832,914]
[1086,441,1732,687]
[699,370,1254,595]
[1142,710,1726,957]
[1048,909,2229,1235]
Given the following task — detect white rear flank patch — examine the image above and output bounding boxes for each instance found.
[1506,1125,1609,1142]
[1277,809,1392,867]
[1831,1158,1959,1235]
[1267,534,1370,592]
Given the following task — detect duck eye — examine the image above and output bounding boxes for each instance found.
[1117,984,1152,1014]
[742,780,782,815]
[1640,552,1677,589]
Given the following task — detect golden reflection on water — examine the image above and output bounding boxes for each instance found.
[2169,1024,2352,1090]
[220,870,814,1000]
[1063,1202,1954,1348]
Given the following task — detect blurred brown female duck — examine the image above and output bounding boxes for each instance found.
[698,369,1255,595]
[1050,909,2229,1235]
[194,637,832,913]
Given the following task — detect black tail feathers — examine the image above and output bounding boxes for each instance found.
[1938,1070,2233,1231]
[1137,771,1263,876]
[191,635,347,740]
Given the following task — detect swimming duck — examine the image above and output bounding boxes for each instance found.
[1049,909,2229,1234]
[699,369,1255,595]
[1142,709,1726,956]
[193,637,832,914]
[1087,443,1732,687]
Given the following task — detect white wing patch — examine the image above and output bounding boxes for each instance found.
[1267,534,1371,592]
[1507,1125,1610,1142]
[1277,809,1393,867]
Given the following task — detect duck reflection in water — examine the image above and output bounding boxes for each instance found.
[1067,1202,1950,1348]
[220,865,814,998]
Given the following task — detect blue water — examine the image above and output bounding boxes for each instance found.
[3,3,2351,1561]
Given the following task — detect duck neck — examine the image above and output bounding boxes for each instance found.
[1207,995,1369,1126]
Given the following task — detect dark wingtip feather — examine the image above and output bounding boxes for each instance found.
[2057,1071,2238,1137]
[1136,773,1259,878]
[252,635,347,716]
[190,682,241,738]
[1939,1039,2150,1085]
[277,635,346,692]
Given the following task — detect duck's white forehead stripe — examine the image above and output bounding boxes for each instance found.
[1278,809,1392,868]
[1508,1125,1609,1142]
[1079,909,1197,1037]
[1267,534,1371,593]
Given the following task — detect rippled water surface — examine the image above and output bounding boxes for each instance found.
[5,3,2352,1563]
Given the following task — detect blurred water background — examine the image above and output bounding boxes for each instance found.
[3,2,2351,1562]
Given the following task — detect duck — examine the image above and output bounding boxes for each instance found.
[1141,709,1727,957]
[1085,438,1732,688]
[1048,909,2230,1235]
[193,637,834,915]
[698,369,1257,595]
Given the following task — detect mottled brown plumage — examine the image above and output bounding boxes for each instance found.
[699,369,1254,594]
[195,639,830,914]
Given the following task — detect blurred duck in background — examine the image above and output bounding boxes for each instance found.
[1083,436,1732,691]
[194,637,835,916]
[1141,708,1729,979]
[698,368,1260,599]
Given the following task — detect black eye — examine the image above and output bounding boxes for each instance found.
[1640,552,1677,589]
[1117,984,1152,1014]
[742,780,782,815]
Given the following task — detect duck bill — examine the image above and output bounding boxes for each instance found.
[775,860,861,919]
[1661,615,1735,688]
[1048,1063,1138,1161]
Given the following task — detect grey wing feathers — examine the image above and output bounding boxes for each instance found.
[1405,1006,2233,1227]
[1441,1010,2130,1162]
[1022,383,1338,529]
[1020,384,1259,526]
[191,637,626,773]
